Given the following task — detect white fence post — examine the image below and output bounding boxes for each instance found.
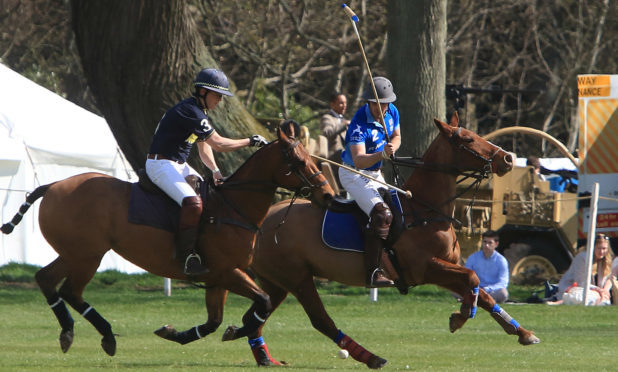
[370,288,378,302]
[583,182,600,306]
[164,278,172,296]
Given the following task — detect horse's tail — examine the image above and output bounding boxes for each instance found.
[1,183,54,234]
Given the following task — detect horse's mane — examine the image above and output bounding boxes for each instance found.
[221,140,280,184]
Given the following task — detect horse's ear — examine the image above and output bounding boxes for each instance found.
[434,118,450,135]
[278,127,291,142]
[449,111,459,127]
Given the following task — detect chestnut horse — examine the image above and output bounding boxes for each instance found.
[222,116,540,369]
[1,129,334,356]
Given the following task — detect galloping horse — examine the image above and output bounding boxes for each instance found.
[222,115,540,369]
[1,129,334,356]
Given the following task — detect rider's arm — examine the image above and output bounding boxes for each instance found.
[205,130,251,152]
[382,127,401,157]
[196,141,223,183]
[350,127,401,169]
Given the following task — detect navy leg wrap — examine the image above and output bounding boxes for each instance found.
[48,293,74,331]
[75,302,112,336]
[175,326,203,345]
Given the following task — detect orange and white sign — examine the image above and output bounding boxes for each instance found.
[578,74,618,237]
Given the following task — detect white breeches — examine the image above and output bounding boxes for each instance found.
[339,166,385,216]
[145,159,202,206]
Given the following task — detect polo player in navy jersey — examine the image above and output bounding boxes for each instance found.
[146,68,268,276]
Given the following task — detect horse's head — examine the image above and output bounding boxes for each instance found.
[434,113,513,176]
[274,128,335,206]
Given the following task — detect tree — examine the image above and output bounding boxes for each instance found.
[70,0,267,174]
[387,0,447,159]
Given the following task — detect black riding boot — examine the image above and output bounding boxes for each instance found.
[177,196,208,276]
[364,203,394,288]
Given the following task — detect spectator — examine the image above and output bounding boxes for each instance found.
[320,92,349,164]
[526,155,546,181]
[555,233,614,304]
[339,77,401,288]
[465,230,510,303]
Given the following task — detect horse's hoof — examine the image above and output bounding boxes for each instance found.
[101,334,116,356]
[59,329,74,353]
[154,325,177,340]
[367,355,387,369]
[449,312,467,333]
[221,325,239,342]
[519,332,541,345]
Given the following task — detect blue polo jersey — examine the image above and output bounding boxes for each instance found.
[341,103,400,171]
[148,97,215,163]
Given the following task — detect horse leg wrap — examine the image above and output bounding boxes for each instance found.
[47,293,74,331]
[333,330,372,364]
[170,326,206,345]
[74,302,112,336]
[490,304,519,335]
[461,285,479,318]
[248,336,282,366]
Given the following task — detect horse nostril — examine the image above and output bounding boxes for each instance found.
[504,153,513,166]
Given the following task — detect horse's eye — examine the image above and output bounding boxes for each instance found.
[461,137,474,143]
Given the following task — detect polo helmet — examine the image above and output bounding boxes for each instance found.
[363,76,396,103]
[193,68,234,97]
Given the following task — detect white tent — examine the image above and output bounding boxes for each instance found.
[0,63,144,273]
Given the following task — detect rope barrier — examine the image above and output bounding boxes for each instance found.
[456,194,618,205]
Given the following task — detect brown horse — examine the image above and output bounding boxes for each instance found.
[1,128,334,356]
[222,115,540,369]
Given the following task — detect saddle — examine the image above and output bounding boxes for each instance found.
[321,189,404,252]
[127,169,205,232]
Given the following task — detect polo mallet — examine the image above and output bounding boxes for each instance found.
[342,3,403,185]
[312,154,412,198]
[341,3,387,137]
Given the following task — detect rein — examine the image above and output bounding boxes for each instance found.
[390,129,500,228]
[208,140,325,233]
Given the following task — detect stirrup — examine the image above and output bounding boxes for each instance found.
[184,253,209,276]
[366,269,394,288]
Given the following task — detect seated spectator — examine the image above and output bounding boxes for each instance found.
[526,155,546,181]
[554,233,615,305]
[465,230,509,303]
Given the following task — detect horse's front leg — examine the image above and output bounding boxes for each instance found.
[154,287,228,345]
[477,289,540,345]
[421,257,481,332]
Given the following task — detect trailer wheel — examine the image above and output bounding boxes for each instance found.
[501,235,569,284]
[511,255,558,285]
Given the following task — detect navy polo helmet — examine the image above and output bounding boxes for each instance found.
[193,68,234,97]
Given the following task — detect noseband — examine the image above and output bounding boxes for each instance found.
[283,140,328,198]
[451,127,503,177]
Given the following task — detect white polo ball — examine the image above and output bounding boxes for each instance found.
[338,349,349,359]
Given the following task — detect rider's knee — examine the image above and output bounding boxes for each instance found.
[368,202,392,239]
[180,196,203,228]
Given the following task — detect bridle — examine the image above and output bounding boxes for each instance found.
[282,140,328,198]
[392,126,506,228]
[450,127,502,177]
[206,139,330,234]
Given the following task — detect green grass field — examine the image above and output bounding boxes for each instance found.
[0,264,616,371]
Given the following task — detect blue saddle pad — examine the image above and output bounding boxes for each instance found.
[322,190,402,252]
[128,183,180,232]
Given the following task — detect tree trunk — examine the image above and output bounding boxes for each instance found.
[70,0,267,174]
[386,0,446,159]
